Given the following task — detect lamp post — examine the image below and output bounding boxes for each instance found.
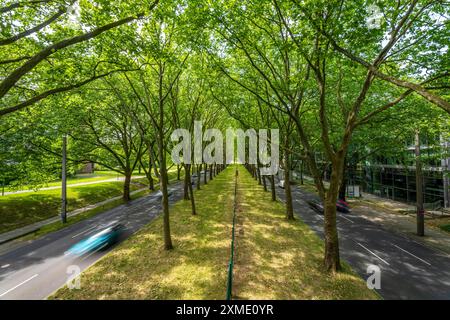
[61,135,67,223]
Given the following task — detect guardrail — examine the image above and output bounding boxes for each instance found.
[226,169,239,300]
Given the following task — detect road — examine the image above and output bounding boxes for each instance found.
[0,175,202,300]
[274,181,450,299]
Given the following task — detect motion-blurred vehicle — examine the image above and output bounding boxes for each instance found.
[336,199,351,213]
[278,180,285,189]
[154,189,174,199]
[306,199,351,214]
[68,221,125,256]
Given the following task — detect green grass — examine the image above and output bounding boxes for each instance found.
[439,224,450,233]
[0,181,141,234]
[20,188,151,242]
[51,165,377,300]
[17,174,183,243]
[51,166,234,300]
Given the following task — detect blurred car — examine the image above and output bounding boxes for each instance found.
[278,180,285,189]
[336,199,351,213]
[306,199,351,214]
[68,221,125,256]
[306,199,324,214]
[154,189,174,199]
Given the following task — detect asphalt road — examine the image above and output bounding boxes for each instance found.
[274,181,450,300]
[0,175,205,300]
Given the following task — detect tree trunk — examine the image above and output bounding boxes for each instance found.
[415,130,425,236]
[262,175,267,192]
[323,159,343,272]
[177,164,181,181]
[189,172,196,215]
[284,146,294,220]
[157,63,172,251]
[183,164,190,200]
[338,159,347,201]
[197,164,201,190]
[257,165,262,185]
[209,164,213,181]
[300,160,304,185]
[123,170,132,202]
[270,175,276,201]
[203,163,207,184]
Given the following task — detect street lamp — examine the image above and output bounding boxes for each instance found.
[61,134,67,223]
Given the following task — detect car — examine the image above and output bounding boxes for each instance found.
[278,180,285,189]
[306,199,351,214]
[68,221,125,256]
[306,199,324,214]
[336,199,351,213]
[154,189,174,199]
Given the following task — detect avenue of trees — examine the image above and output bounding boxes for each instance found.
[1,0,448,271]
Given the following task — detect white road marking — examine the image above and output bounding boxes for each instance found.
[71,225,97,239]
[340,215,354,223]
[357,242,390,265]
[393,244,432,266]
[0,274,39,297]
[1,264,10,268]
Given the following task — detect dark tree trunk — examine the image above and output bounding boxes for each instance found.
[209,164,213,181]
[123,170,132,202]
[323,159,343,272]
[203,163,207,184]
[183,164,190,200]
[300,160,304,185]
[257,166,262,185]
[270,175,276,201]
[197,164,201,190]
[415,130,425,236]
[338,159,347,201]
[177,164,181,181]
[262,175,267,192]
[284,145,294,220]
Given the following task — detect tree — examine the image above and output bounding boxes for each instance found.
[0,0,160,116]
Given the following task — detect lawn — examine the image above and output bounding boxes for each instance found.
[51,165,377,300]
[0,167,183,234]
[0,181,141,234]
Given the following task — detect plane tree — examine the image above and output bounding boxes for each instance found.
[0,0,160,117]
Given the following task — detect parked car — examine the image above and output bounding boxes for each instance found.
[278,180,285,189]
[68,221,125,256]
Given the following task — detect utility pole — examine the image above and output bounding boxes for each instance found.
[415,130,424,236]
[61,135,67,224]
